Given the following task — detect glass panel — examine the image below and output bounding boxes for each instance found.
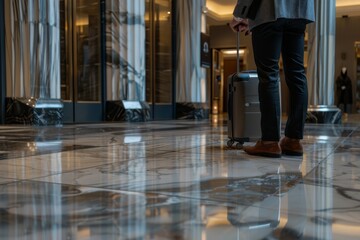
[60,0,70,100]
[75,0,101,102]
[154,0,172,104]
[145,0,152,103]
[146,0,172,104]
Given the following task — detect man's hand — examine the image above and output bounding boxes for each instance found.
[229,17,250,35]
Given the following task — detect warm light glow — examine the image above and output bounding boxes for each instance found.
[206,212,230,227]
[76,17,89,26]
[206,1,235,16]
[336,0,360,7]
[222,49,245,56]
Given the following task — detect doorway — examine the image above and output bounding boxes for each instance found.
[211,48,247,115]
[60,0,103,123]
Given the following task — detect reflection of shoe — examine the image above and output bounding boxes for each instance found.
[243,140,281,158]
[280,137,303,156]
[280,227,304,239]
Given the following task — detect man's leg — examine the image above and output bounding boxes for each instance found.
[242,21,284,158]
[252,21,283,141]
[281,20,308,140]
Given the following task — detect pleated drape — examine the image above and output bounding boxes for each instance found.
[105,0,146,101]
[176,0,206,102]
[5,0,60,99]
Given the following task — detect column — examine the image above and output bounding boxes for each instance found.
[307,0,342,123]
[175,0,209,119]
[0,0,6,123]
[105,0,150,122]
[4,0,62,126]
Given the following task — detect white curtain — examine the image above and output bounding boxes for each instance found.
[106,0,146,101]
[5,0,60,99]
[176,0,206,102]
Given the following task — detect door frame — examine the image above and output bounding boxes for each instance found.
[61,0,106,123]
[146,0,177,120]
[0,0,5,124]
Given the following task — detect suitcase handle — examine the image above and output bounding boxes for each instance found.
[236,31,240,74]
[229,31,241,139]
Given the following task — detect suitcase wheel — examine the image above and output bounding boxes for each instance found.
[236,142,244,149]
[227,139,235,147]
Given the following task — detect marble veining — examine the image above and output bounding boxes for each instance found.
[106,100,151,122]
[0,117,359,239]
[105,0,146,101]
[5,98,63,126]
[176,102,210,120]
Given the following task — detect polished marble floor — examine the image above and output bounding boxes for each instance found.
[0,115,359,240]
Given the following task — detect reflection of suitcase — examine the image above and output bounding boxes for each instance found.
[227,31,261,148]
[227,70,261,148]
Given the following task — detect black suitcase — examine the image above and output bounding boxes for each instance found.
[227,32,261,148]
[227,71,261,148]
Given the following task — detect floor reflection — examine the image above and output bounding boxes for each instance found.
[0,118,359,239]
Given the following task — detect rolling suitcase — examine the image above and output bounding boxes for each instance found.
[227,32,261,148]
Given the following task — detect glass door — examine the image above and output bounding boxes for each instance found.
[145,0,174,120]
[0,0,5,124]
[60,0,103,123]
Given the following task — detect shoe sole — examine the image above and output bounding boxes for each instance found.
[282,150,303,156]
[245,151,282,158]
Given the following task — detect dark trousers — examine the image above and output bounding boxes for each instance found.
[252,19,308,141]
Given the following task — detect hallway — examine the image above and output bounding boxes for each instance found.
[0,117,359,239]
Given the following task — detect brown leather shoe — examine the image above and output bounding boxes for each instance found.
[280,137,303,156]
[243,140,281,158]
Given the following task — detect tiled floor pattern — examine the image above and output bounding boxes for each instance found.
[0,117,359,239]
